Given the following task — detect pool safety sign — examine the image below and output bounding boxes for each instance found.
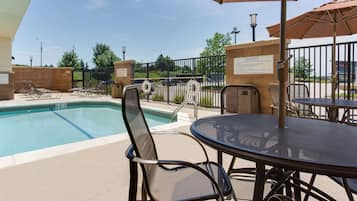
[234,55,274,75]
[116,68,128,77]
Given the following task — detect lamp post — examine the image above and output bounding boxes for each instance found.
[36,38,43,66]
[122,46,126,61]
[40,41,43,66]
[250,13,258,42]
[231,27,240,44]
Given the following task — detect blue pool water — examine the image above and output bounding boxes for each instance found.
[0,102,173,157]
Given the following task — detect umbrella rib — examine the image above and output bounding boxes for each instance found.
[302,15,333,24]
[337,6,357,22]
[337,9,353,35]
[326,10,336,24]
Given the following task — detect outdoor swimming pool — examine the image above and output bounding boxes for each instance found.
[0,102,173,157]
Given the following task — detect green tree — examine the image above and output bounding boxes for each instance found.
[200,32,231,57]
[58,50,80,69]
[291,57,313,79]
[196,32,230,75]
[79,59,85,69]
[92,43,120,68]
[154,54,175,72]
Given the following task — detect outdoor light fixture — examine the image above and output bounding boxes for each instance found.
[250,13,258,42]
[231,27,240,44]
[122,46,126,61]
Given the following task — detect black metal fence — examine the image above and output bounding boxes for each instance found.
[72,55,226,107]
[72,41,357,116]
[72,67,114,94]
[288,41,357,120]
[135,55,226,107]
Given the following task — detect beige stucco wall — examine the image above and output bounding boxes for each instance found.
[0,37,12,72]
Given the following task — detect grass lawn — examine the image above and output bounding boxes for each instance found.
[73,71,83,80]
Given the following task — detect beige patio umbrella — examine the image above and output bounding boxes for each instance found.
[267,0,357,102]
[214,0,297,128]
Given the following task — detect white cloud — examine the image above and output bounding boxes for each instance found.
[85,0,106,11]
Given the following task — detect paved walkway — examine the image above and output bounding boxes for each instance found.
[0,93,354,201]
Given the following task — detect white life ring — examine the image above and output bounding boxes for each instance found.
[141,80,152,94]
[186,80,200,103]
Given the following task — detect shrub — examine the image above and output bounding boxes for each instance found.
[200,96,213,108]
[173,95,185,104]
[152,94,164,101]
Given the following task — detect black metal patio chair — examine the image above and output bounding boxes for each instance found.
[220,84,261,177]
[123,87,236,201]
[287,83,318,118]
[268,83,298,116]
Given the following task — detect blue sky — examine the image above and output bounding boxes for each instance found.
[12,0,357,67]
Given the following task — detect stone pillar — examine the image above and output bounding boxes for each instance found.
[112,60,135,98]
[0,37,14,100]
[225,39,289,114]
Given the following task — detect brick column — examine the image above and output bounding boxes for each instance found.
[225,39,289,114]
[112,60,135,98]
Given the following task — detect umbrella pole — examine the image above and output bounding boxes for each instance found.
[332,14,337,102]
[278,0,287,128]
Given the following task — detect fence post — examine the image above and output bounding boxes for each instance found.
[167,67,170,104]
[82,68,85,89]
[347,43,351,100]
[146,63,149,102]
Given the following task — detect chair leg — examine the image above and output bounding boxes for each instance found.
[253,162,266,201]
[227,157,236,176]
[142,180,147,200]
[293,172,302,201]
[129,161,138,201]
[230,188,238,201]
[343,178,355,201]
[302,173,316,201]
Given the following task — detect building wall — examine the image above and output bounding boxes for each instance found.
[13,67,73,92]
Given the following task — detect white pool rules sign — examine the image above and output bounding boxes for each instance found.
[234,55,274,75]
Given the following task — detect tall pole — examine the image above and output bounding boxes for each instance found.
[231,27,240,44]
[278,0,287,128]
[331,13,337,102]
[40,41,43,67]
[122,46,126,61]
[250,13,257,42]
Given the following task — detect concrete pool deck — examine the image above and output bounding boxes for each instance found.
[0,93,355,201]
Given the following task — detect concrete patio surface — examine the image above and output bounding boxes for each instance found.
[0,93,355,201]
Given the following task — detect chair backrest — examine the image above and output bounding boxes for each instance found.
[122,87,158,183]
[220,85,261,115]
[287,83,312,116]
[287,83,310,100]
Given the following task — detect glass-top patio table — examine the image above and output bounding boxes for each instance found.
[190,114,357,201]
[293,98,357,122]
